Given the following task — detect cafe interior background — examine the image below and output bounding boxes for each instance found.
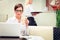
[0,0,56,26]
[0,0,60,40]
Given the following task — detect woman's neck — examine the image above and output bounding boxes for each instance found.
[16,16,21,23]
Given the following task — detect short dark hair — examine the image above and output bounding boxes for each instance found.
[14,3,23,11]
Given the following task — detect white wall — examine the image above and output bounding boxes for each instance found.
[0,0,25,18]
[34,12,56,27]
[32,0,46,11]
[0,0,46,18]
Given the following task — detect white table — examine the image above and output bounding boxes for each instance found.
[20,36,44,40]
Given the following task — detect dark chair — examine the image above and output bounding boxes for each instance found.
[27,17,37,26]
[53,27,60,40]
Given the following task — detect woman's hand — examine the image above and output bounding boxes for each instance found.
[25,18,29,27]
[21,16,29,27]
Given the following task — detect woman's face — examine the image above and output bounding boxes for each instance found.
[15,7,23,17]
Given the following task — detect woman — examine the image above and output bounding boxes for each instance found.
[6,4,29,36]
[6,4,29,26]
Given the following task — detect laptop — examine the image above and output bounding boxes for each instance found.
[0,22,27,38]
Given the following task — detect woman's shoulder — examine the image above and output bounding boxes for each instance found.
[8,16,15,20]
[6,16,15,23]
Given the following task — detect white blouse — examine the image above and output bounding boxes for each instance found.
[6,16,29,36]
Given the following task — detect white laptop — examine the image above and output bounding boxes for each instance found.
[0,22,27,36]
